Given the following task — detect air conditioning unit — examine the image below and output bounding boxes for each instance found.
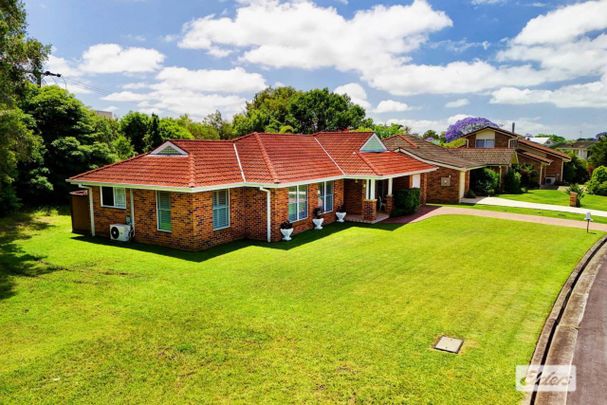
[110,224,132,242]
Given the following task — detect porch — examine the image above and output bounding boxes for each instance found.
[342,174,422,224]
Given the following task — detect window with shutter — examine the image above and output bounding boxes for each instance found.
[156,191,172,232]
[212,190,230,230]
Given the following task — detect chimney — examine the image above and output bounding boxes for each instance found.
[511,122,515,134]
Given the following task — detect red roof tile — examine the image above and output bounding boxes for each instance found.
[70,131,436,188]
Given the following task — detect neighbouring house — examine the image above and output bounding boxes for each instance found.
[525,136,554,147]
[458,126,571,186]
[383,134,484,203]
[68,131,436,251]
[558,140,596,160]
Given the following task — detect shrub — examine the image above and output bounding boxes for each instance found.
[280,220,293,229]
[392,188,421,216]
[464,189,476,199]
[587,166,607,196]
[504,169,523,194]
[566,184,585,207]
[512,163,539,189]
[471,168,500,196]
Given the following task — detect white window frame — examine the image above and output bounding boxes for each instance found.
[288,185,308,222]
[212,189,230,230]
[156,191,172,233]
[318,181,334,213]
[100,186,126,209]
[475,139,495,148]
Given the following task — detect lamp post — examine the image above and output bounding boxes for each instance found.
[585,212,593,233]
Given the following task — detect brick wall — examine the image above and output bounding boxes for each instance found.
[545,159,564,183]
[91,186,132,237]
[426,167,463,203]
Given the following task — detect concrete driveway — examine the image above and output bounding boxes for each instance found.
[460,196,607,218]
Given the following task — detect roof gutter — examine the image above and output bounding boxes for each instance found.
[259,187,272,243]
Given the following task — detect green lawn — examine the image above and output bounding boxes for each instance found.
[499,189,607,211]
[0,211,602,403]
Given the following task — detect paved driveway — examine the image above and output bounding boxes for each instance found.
[460,197,607,218]
[385,206,607,232]
[568,250,607,404]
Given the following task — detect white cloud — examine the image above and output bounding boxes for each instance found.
[471,0,505,4]
[154,67,266,93]
[513,0,607,45]
[104,105,119,112]
[45,54,81,77]
[334,83,370,109]
[445,98,470,108]
[122,82,149,90]
[490,75,607,108]
[374,100,411,113]
[179,0,452,72]
[79,43,165,74]
[103,66,266,119]
[102,91,149,102]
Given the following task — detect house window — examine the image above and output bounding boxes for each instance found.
[317,181,334,212]
[212,190,230,230]
[156,191,172,232]
[475,139,495,148]
[288,185,308,222]
[100,186,126,209]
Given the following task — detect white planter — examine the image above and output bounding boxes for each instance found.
[312,218,324,230]
[336,212,346,222]
[280,228,293,241]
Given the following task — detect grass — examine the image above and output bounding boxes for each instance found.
[499,189,607,211]
[437,203,607,225]
[0,211,603,403]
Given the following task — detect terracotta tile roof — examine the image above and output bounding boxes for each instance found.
[518,138,571,160]
[384,134,483,169]
[70,131,436,189]
[518,150,553,164]
[450,148,517,166]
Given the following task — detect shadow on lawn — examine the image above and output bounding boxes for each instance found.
[0,210,64,301]
[72,220,405,262]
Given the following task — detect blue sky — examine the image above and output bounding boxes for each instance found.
[27,0,607,138]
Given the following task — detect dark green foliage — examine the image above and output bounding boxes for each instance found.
[471,168,500,196]
[144,113,162,151]
[565,184,585,207]
[0,0,49,214]
[504,169,522,194]
[232,87,372,135]
[563,153,589,184]
[512,163,539,189]
[590,137,607,168]
[587,166,607,196]
[392,188,421,216]
[120,112,149,153]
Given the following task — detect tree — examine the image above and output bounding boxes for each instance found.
[120,111,150,153]
[535,133,566,146]
[0,0,49,213]
[445,117,499,142]
[233,87,300,135]
[202,111,233,139]
[18,85,117,202]
[232,87,372,135]
[176,114,218,140]
[287,88,369,133]
[368,123,411,139]
[590,135,607,168]
[422,130,438,140]
[563,153,589,184]
[144,113,162,151]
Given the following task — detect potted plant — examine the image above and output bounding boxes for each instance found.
[280,220,294,241]
[312,207,324,230]
[336,205,346,222]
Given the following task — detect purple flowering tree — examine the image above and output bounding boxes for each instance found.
[445,117,499,142]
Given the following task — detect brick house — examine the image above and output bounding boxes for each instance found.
[68,131,436,251]
[458,126,571,186]
[383,135,484,203]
